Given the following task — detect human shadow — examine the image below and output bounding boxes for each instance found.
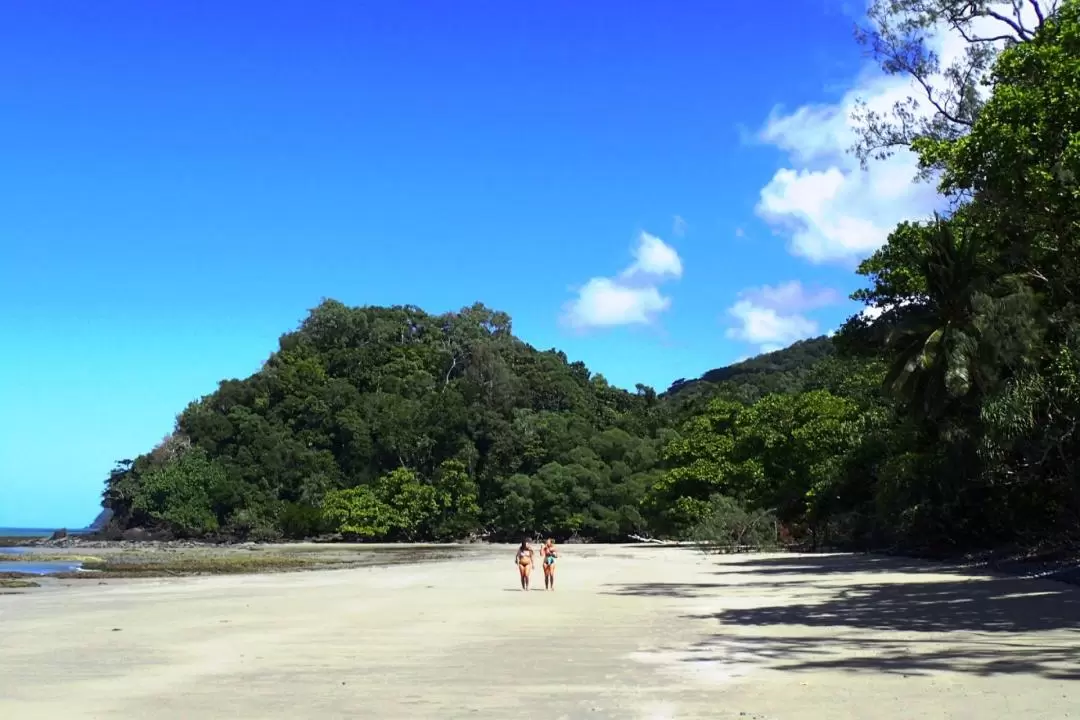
[605,553,1080,679]
[501,588,549,592]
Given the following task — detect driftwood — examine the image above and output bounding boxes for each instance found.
[628,534,687,546]
[627,534,779,554]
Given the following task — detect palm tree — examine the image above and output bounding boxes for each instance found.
[883,217,1041,419]
[882,219,984,418]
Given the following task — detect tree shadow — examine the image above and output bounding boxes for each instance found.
[674,633,1080,681]
[604,582,733,598]
[605,554,1080,679]
[709,550,1080,582]
[687,577,1080,633]
[709,553,951,576]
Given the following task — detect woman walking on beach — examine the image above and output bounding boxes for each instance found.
[541,538,558,590]
[515,540,534,590]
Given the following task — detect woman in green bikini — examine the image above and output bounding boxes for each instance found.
[541,538,558,590]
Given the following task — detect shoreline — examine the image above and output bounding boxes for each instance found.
[0,542,473,589]
[5,532,1080,593]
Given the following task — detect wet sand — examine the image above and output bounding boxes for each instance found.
[1,545,1078,719]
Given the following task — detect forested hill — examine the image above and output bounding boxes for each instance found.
[665,336,835,404]
[103,301,674,542]
[102,2,1080,555]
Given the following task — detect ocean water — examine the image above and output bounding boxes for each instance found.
[0,528,57,538]
[0,527,94,539]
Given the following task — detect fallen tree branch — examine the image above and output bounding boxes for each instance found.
[628,534,681,545]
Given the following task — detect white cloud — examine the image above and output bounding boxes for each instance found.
[754,2,1050,264]
[860,297,915,321]
[755,77,940,264]
[564,278,671,328]
[622,231,683,279]
[727,301,818,348]
[563,232,683,330]
[725,281,840,351]
[739,280,840,312]
[860,304,884,321]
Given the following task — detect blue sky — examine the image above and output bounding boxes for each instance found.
[0,1,945,527]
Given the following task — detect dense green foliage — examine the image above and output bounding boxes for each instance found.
[102,2,1080,553]
[104,302,669,541]
[834,0,1080,551]
[666,337,835,407]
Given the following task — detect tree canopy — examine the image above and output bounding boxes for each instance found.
[104,301,670,541]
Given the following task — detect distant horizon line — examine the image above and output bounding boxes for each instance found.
[0,526,88,533]
[0,525,94,531]
[1,508,113,533]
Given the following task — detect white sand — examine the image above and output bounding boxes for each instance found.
[2,545,1078,719]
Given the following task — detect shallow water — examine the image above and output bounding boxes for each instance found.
[337,548,463,567]
[0,560,82,575]
[0,545,462,577]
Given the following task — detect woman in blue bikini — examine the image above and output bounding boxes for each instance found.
[541,538,558,590]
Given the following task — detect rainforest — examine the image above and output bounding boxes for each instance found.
[102,2,1080,555]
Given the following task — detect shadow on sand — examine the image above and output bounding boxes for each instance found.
[605,553,1080,680]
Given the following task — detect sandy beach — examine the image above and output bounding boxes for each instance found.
[1,544,1078,719]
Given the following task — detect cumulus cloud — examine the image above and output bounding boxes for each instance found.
[725,281,840,351]
[861,304,884,321]
[622,231,683,279]
[860,297,916,321]
[727,301,818,348]
[566,279,671,328]
[740,280,841,312]
[755,77,939,264]
[753,2,1050,264]
[563,232,683,330]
